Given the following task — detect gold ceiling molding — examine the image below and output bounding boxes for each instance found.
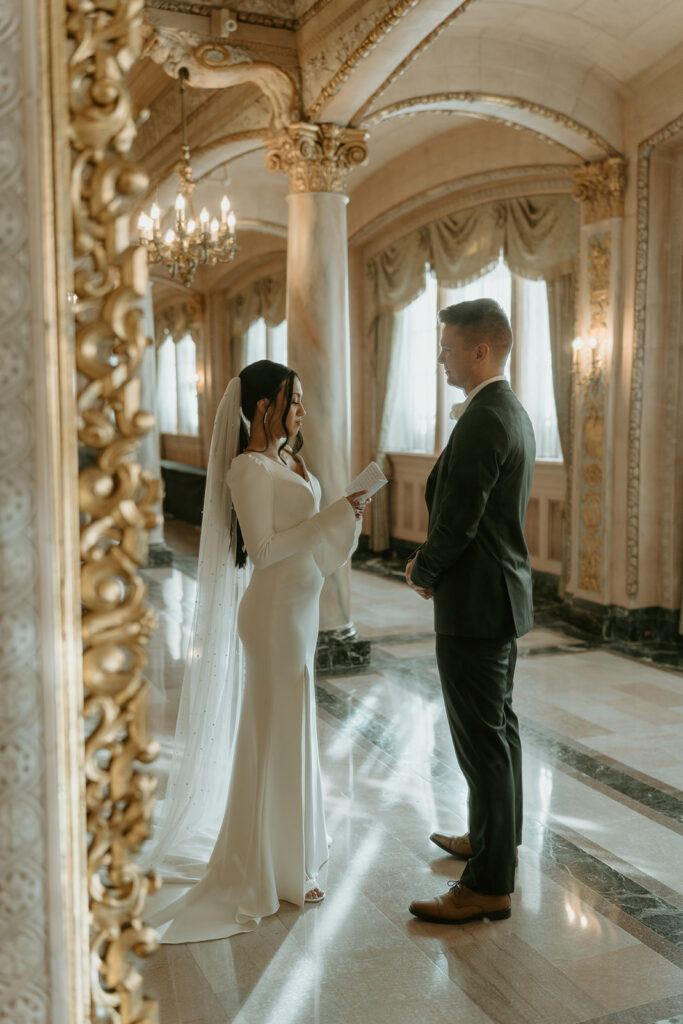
[305,0,423,121]
[572,157,627,223]
[627,111,683,598]
[351,0,478,125]
[362,93,620,160]
[141,20,298,128]
[146,0,298,28]
[68,0,161,1020]
[265,122,368,193]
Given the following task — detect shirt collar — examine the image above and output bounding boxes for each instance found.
[450,375,507,421]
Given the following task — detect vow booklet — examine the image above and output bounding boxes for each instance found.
[344,461,388,499]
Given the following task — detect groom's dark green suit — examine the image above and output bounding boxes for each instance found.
[410,378,535,895]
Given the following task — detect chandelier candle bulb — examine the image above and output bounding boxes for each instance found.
[228,211,236,233]
[210,217,219,239]
[164,229,175,245]
[221,195,230,222]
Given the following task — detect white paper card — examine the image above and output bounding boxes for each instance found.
[344,461,388,499]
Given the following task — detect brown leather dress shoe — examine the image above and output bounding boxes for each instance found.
[430,832,519,865]
[429,832,473,859]
[409,881,511,924]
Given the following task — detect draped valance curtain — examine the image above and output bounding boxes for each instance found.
[155,296,205,345]
[367,194,579,550]
[227,272,286,368]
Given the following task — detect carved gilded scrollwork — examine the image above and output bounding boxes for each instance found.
[265,122,368,193]
[141,20,298,128]
[572,157,627,224]
[68,0,161,1020]
[578,233,611,593]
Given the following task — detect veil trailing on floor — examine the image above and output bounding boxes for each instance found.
[141,377,250,883]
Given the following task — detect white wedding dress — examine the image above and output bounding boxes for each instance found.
[148,450,359,943]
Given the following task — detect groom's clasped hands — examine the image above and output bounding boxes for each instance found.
[405,556,433,600]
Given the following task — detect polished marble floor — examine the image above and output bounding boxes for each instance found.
[140,539,683,1024]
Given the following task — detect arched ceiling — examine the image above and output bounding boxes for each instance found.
[135,0,683,265]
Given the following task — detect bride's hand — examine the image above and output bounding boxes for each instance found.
[346,489,370,520]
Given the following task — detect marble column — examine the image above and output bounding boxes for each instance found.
[139,286,172,564]
[266,123,370,668]
[565,158,626,617]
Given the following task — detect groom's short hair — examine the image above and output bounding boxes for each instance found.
[438,298,513,360]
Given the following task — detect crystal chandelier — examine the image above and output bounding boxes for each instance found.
[137,68,237,287]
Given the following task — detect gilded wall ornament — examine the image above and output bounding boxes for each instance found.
[69,0,161,1020]
[577,233,611,594]
[572,157,627,224]
[628,113,683,598]
[265,122,368,193]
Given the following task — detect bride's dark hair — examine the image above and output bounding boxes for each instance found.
[233,359,303,567]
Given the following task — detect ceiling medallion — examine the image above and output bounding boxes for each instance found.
[137,67,237,287]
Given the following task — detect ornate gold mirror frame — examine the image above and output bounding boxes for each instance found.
[67,2,162,1021]
[36,0,162,1019]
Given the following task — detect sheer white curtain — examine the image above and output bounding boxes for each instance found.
[385,257,562,458]
[156,330,200,436]
[517,278,562,460]
[176,334,199,435]
[242,317,287,368]
[383,272,438,452]
[157,334,178,434]
[244,318,267,364]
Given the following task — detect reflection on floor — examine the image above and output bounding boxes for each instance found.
[141,545,683,1024]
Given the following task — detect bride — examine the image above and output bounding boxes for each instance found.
[145,359,367,943]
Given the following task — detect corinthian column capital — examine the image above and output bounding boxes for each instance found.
[572,157,627,223]
[265,122,369,194]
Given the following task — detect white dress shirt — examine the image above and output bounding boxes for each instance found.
[450,375,507,421]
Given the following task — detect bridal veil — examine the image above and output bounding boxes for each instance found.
[142,377,250,884]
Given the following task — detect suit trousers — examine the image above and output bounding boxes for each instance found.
[435,633,522,895]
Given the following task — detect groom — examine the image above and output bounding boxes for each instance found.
[406,298,535,925]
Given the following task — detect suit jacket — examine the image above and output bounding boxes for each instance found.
[410,380,536,638]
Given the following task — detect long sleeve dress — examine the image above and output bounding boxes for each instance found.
[149,451,360,943]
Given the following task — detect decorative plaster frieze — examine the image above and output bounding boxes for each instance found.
[69,0,162,1020]
[265,122,368,193]
[572,157,627,224]
[627,112,683,598]
[304,0,422,120]
[362,93,619,160]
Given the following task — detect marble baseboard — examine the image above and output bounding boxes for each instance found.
[352,540,683,671]
[315,628,371,675]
